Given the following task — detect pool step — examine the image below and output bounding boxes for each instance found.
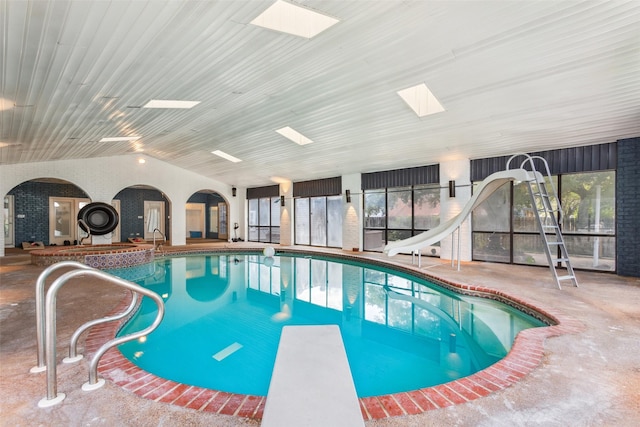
[261,325,364,427]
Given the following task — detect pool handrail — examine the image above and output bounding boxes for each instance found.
[153,227,166,255]
[37,266,165,408]
[31,261,93,373]
[63,291,140,364]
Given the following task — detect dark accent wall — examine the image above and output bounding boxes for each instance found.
[616,137,640,277]
[114,188,170,242]
[8,182,88,246]
[293,177,342,197]
[247,185,279,199]
[186,192,225,239]
[471,143,617,181]
[361,164,439,190]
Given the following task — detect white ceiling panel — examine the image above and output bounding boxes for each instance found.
[1,0,639,187]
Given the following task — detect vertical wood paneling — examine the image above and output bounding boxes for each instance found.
[471,143,617,181]
[293,177,342,197]
[361,164,439,190]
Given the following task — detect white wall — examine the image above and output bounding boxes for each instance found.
[342,173,362,251]
[2,155,473,261]
[439,159,472,262]
[0,154,241,256]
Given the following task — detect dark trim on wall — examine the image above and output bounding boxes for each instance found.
[361,164,439,190]
[471,142,617,181]
[293,177,342,198]
[247,185,279,199]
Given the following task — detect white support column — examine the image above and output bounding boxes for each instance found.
[279,181,293,246]
[440,159,472,262]
[342,174,362,251]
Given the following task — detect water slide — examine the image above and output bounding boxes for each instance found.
[383,168,543,257]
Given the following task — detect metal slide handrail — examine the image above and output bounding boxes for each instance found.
[38,267,165,408]
[506,153,564,222]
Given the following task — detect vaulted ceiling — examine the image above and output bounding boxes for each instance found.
[2,1,639,187]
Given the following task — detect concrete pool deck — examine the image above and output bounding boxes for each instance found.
[1,243,639,426]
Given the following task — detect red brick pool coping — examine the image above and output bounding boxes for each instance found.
[85,253,585,422]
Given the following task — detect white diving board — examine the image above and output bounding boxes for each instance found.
[261,325,364,427]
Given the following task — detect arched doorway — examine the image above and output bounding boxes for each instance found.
[5,178,94,247]
[114,185,171,243]
[186,190,229,243]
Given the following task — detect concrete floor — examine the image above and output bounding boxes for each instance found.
[1,244,639,427]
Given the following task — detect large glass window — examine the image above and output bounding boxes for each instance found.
[294,195,342,248]
[363,185,441,252]
[248,196,280,243]
[472,171,616,272]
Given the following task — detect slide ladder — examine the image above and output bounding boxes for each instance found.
[508,154,578,290]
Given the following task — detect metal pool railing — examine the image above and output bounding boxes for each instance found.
[31,262,165,408]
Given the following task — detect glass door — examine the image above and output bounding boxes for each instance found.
[49,197,90,245]
[218,202,228,240]
[4,195,14,247]
[144,200,165,240]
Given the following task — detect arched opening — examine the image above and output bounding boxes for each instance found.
[185,190,229,243]
[113,185,171,243]
[4,178,95,247]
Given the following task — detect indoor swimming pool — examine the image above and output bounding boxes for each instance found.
[111,252,546,398]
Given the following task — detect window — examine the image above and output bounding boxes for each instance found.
[294,195,343,248]
[363,185,441,252]
[248,196,280,243]
[472,171,616,272]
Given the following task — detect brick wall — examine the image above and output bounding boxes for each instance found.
[114,187,169,241]
[616,137,640,277]
[9,182,89,246]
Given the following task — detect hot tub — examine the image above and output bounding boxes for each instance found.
[31,244,155,269]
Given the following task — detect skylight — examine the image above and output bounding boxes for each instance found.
[99,136,141,142]
[276,126,313,146]
[143,100,200,109]
[211,150,242,163]
[250,0,339,39]
[397,83,445,117]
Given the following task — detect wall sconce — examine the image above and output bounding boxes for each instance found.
[280,195,285,206]
[345,189,351,203]
[449,333,457,353]
[232,187,237,197]
[448,180,456,198]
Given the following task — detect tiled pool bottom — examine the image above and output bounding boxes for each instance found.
[85,277,584,422]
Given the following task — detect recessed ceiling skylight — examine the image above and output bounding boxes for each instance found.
[250,0,339,39]
[211,150,242,163]
[397,83,445,117]
[143,100,200,109]
[276,126,313,146]
[99,136,141,142]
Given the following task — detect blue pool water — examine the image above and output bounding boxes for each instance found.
[113,253,545,397]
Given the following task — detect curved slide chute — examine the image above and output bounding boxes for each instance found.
[383,168,543,257]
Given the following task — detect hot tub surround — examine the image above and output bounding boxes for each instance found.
[30,244,154,269]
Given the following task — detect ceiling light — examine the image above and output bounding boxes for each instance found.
[212,150,242,163]
[276,126,313,146]
[250,0,339,39]
[397,83,445,117]
[142,100,200,109]
[99,136,141,142]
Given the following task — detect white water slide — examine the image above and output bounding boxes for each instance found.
[383,168,544,257]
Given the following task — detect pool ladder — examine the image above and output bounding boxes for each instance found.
[507,154,578,290]
[153,228,166,256]
[31,261,165,408]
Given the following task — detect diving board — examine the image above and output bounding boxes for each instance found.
[261,325,364,427]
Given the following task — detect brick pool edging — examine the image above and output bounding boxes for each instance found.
[85,249,585,421]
